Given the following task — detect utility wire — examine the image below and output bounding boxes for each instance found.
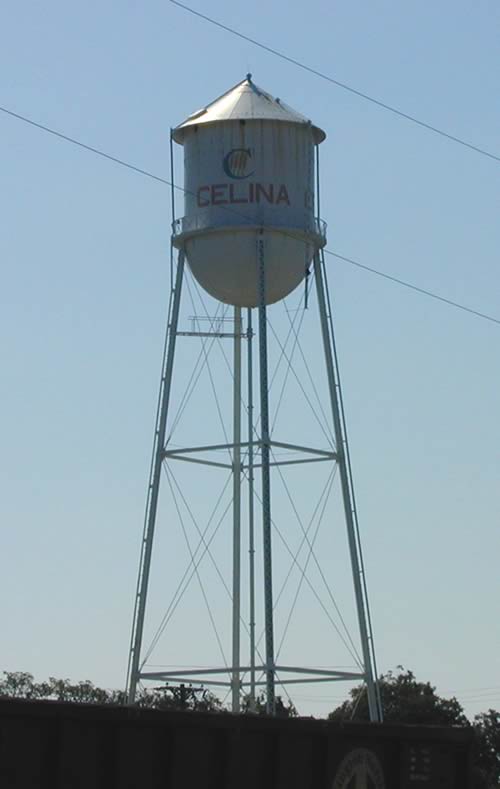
[0,106,171,186]
[169,0,500,165]
[331,250,500,325]
[1,103,499,327]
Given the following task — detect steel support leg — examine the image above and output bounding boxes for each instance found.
[257,237,275,715]
[126,250,185,704]
[313,252,381,722]
[231,306,242,713]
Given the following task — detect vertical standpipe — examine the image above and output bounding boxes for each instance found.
[231,307,242,713]
[257,236,275,715]
[247,308,256,709]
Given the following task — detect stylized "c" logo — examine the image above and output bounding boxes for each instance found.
[223,148,255,179]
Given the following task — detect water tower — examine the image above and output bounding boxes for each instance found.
[126,76,382,720]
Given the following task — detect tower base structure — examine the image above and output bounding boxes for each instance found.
[126,243,382,723]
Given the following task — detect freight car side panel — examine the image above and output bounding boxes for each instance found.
[0,699,473,789]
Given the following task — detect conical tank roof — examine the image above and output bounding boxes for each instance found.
[172,75,326,144]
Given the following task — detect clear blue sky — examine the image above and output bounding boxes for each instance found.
[1,0,499,718]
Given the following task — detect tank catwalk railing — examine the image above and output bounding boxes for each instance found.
[172,214,327,242]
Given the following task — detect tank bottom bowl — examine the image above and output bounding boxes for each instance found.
[180,227,319,308]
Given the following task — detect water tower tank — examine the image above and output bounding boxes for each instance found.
[172,76,326,307]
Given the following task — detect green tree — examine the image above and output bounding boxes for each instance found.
[329,668,500,788]
[329,667,469,726]
[0,672,221,712]
[0,671,45,700]
[0,672,120,704]
[473,709,500,788]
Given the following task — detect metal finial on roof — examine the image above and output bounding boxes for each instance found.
[246,73,252,81]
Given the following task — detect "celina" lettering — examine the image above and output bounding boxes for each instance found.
[197,183,290,208]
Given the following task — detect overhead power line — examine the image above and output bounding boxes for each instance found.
[169,0,500,166]
[331,251,500,325]
[0,106,171,187]
[1,103,499,327]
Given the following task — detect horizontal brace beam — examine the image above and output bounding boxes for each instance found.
[139,666,261,679]
[246,675,363,687]
[163,442,336,461]
[246,456,336,470]
[141,671,364,688]
[141,678,362,689]
[177,332,248,339]
[140,667,363,682]
[270,441,337,459]
[164,455,335,470]
[162,442,257,457]
[163,455,232,470]
[275,665,364,679]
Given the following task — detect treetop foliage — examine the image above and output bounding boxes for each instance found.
[328,667,498,787]
[0,671,221,712]
[329,666,469,727]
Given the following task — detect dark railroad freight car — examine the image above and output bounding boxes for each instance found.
[0,698,473,788]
